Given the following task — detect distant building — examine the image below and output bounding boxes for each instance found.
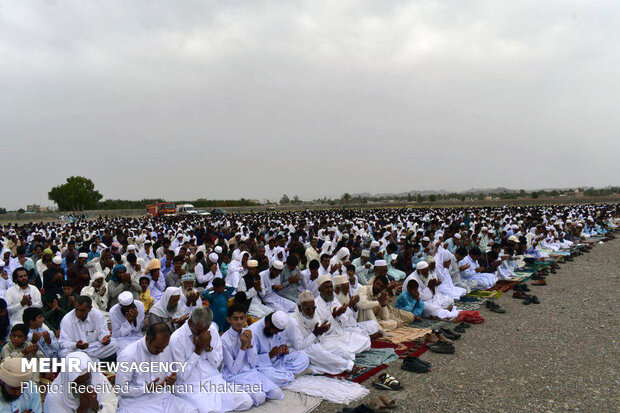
[574,190,584,198]
[26,204,41,212]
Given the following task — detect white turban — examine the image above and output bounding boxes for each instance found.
[374,259,387,267]
[208,253,219,263]
[52,256,63,265]
[271,311,289,330]
[316,274,332,287]
[416,261,429,270]
[118,291,134,306]
[272,260,284,270]
[298,290,314,303]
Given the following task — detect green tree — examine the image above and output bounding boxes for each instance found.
[48,176,103,211]
[429,194,437,202]
[0,208,6,214]
[341,193,351,205]
[280,194,291,205]
[17,208,25,214]
[531,191,539,199]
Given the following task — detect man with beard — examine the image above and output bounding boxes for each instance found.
[66,252,91,294]
[5,267,42,325]
[314,275,375,347]
[116,323,198,413]
[285,290,363,375]
[43,351,118,413]
[0,357,41,412]
[332,275,380,337]
[259,261,296,313]
[356,262,414,331]
[403,261,461,319]
[169,307,254,413]
[248,311,309,386]
[180,273,202,311]
[237,260,273,319]
[58,295,118,360]
[147,287,190,331]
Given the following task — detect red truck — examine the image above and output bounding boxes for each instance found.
[146,202,176,218]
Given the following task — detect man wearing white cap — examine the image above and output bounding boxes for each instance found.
[286,290,362,375]
[404,261,460,319]
[110,291,145,353]
[237,260,273,319]
[314,275,374,349]
[332,275,380,337]
[351,250,373,285]
[66,252,91,294]
[356,262,414,331]
[0,357,42,412]
[248,311,309,386]
[259,261,296,313]
[80,271,109,316]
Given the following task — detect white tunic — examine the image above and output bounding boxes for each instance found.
[58,308,118,360]
[4,284,42,325]
[110,300,145,353]
[168,322,253,413]
[115,337,198,413]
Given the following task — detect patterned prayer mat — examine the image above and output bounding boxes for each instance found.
[371,338,429,359]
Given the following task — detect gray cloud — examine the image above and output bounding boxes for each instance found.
[1,0,618,209]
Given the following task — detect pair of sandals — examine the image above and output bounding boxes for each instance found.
[372,373,403,391]
[454,322,470,333]
[367,395,397,412]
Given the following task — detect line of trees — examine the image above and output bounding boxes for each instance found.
[47,177,259,212]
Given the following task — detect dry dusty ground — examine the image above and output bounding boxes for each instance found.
[320,238,620,412]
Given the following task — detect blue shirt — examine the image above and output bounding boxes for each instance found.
[395,291,424,317]
[0,382,42,413]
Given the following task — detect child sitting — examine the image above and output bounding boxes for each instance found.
[0,324,44,381]
[395,279,424,321]
[138,276,155,312]
[203,278,235,332]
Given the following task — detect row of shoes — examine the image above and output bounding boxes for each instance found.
[512,283,541,304]
[485,299,506,313]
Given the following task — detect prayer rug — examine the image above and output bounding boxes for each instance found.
[466,290,502,299]
[354,348,399,367]
[409,318,448,331]
[285,376,369,405]
[325,364,390,383]
[248,390,321,413]
[371,338,429,359]
[490,280,521,293]
[455,297,485,312]
[374,326,432,344]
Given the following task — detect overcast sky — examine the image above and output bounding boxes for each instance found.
[1,1,619,209]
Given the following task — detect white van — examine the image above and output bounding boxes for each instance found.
[175,204,199,215]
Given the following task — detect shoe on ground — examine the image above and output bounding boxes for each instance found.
[531,295,540,304]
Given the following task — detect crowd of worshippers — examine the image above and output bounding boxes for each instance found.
[0,203,617,412]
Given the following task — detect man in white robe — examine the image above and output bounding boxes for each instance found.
[59,295,118,360]
[115,323,198,413]
[5,267,42,325]
[259,262,296,313]
[285,290,361,375]
[221,304,284,406]
[169,307,253,413]
[147,287,190,332]
[110,291,145,353]
[433,250,467,300]
[236,260,273,319]
[404,261,460,320]
[43,351,118,413]
[458,247,498,290]
[314,275,376,351]
[332,275,380,337]
[248,311,309,386]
